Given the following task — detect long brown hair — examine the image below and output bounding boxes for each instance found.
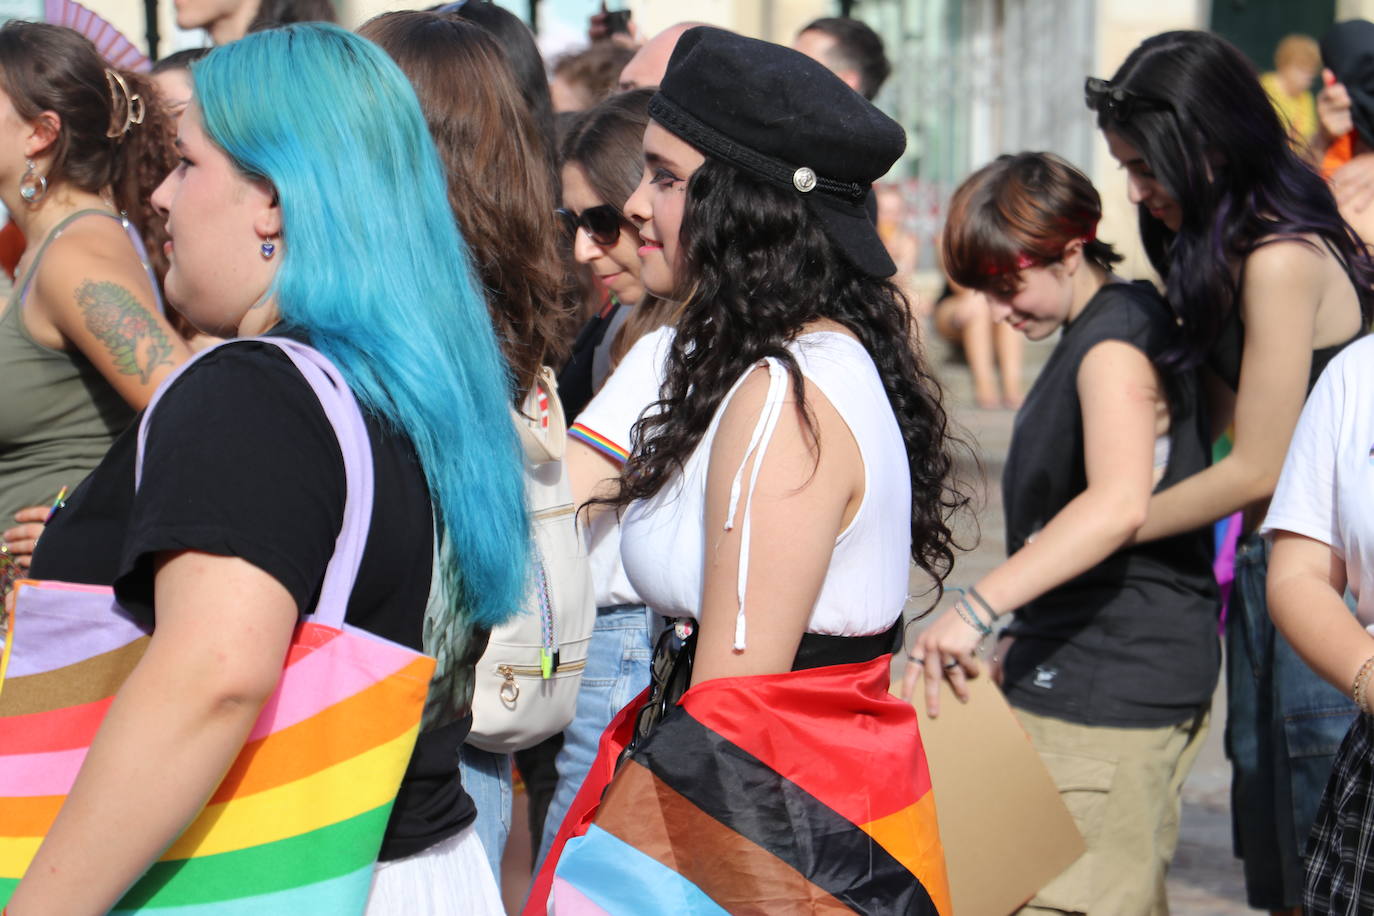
[360,11,567,404]
[560,89,674,364]
[0,21,176,281]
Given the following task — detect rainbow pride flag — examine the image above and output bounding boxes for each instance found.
[0,578,434,913]
[530,656,951,915]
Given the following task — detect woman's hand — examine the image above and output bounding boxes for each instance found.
[900,604,986,718]
[1318,71,1353,140]
[5,504,51,569]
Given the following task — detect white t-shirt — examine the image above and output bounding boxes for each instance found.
[567,325,674,608]
[1262,335,1374,632]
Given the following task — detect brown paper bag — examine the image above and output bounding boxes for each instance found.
[895,674,1085,916]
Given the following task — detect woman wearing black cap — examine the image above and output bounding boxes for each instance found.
[526,26,960,916]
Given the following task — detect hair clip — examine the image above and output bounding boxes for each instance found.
[104,69,146,139]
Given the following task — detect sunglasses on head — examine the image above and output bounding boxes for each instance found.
[556,204,627,248]
[1084,77,1172,121]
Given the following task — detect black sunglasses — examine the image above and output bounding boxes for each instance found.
[556,204,627,248]
[1084,77,1172,121]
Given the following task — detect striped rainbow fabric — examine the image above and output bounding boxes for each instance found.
[568,422,629,463]
[0,578,434,913]
[530,656,951,915]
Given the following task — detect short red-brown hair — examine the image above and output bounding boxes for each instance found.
[942,152,1118,297]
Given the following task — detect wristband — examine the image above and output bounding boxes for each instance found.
[1353,654,1374,715]
[967,586,999,626]
[953,596,993,637]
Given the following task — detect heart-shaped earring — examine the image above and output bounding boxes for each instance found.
[260,240,276,260]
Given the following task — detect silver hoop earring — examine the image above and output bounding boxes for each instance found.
[19,158,46,205]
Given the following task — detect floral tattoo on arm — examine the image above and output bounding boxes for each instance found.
[74,280,175,385]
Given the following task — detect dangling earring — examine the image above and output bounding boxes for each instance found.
[260,239,276,260]
[19,158,46,205]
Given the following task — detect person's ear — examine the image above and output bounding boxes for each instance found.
[252,180,282,243]
[26,110,60,160]
[1060,237,1086,275]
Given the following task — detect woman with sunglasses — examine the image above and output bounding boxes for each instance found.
[1088,31,1374,915]
[555,89,671,420]
[536,88,676,867]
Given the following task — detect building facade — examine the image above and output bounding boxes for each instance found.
[31,0,1374,288]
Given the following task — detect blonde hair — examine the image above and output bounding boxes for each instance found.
[1275,34,1320,73]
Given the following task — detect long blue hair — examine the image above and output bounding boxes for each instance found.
[1096,30,1374,367]
[192,26,528,649]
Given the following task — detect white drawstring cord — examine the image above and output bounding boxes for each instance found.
[722,360,789,651]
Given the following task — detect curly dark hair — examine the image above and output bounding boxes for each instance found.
[608,158,969,596]
[0,22,177,285]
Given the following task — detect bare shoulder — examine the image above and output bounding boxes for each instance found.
[31,220,155,309]
[711,360,856,478]
[1243,235,1328,286]
[1240,235,1331,329]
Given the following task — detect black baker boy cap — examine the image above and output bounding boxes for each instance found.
[649,26,907,278]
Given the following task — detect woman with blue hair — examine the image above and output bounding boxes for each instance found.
[8,24,526,915]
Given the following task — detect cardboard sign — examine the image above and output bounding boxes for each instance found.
[896,675,1085,916]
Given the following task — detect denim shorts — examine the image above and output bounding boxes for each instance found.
[1225,533,1357,909]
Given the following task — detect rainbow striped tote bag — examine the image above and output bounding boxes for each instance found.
[0,339,436,913]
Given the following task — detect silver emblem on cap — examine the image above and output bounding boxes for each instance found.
[793,167,817,193]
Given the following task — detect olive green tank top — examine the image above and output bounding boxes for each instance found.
[0,210,157,523]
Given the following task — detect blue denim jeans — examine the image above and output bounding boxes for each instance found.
[1225,533,1357,909]
[458,744,512,882]
[534,603,654,872]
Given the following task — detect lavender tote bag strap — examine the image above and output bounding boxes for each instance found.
[133,338,374,630]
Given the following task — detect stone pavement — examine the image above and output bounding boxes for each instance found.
[921,329,1256,915]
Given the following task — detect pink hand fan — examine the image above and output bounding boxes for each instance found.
[43,0,151,72]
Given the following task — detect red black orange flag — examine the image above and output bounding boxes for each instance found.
[527,656,951,914]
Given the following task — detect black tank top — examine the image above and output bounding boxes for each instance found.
[1001,281,1220,727]
[1207,306,1360,394]
[1207,239,1365,392]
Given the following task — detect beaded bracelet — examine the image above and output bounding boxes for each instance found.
[951,594,993,637]
[1353,654,1374,715]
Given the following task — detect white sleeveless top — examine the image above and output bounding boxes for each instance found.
[620,332,911,644]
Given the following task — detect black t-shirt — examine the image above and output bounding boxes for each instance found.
[30,335,475,860]
[1000,281,1221,727]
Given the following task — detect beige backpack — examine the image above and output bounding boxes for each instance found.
[467,367,595,753]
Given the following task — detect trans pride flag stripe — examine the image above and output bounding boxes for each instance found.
[532,656,951,915]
